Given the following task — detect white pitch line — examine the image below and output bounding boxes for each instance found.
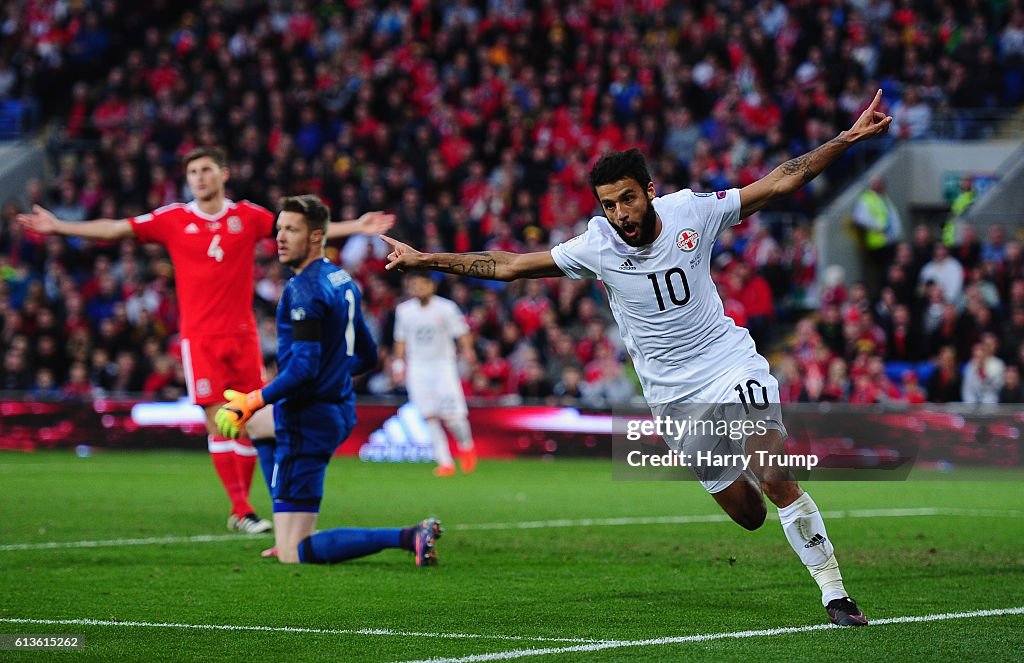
[449,513,737,530]
[0,618,609,645]
[0,533,264,552]
[401,606,1024,663]
[0,463,195,474]
[3,606,1020,655]
[447,507,1024,531]
[2,507,1021,552]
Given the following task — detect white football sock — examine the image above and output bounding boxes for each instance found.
[777,491,848,606]
[443,417,475,451]
[427,419,455,467]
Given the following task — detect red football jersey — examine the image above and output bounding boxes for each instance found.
[129,200,275,337]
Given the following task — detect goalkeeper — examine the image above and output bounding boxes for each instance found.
[216,194,442,566]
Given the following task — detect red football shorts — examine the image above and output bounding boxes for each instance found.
[181,333,264,407]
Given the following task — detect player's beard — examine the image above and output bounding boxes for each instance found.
[191,181,222,204]
[613,198,658,247]
[280,245,303,269]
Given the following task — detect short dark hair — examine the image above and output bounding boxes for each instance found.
[405,272,435,286]
[588,148,652,198]
[279,194,330,235]
[182,146,228,169]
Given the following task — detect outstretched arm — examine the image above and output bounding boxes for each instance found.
[739,89,893,219]
[16,205,135,240]
[381,235,563,281]
[325,211,396,240]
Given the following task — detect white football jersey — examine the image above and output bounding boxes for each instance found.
[393,295,470,367]
[551,188,760,403]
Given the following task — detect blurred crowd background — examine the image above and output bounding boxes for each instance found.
[2,0,1024,407]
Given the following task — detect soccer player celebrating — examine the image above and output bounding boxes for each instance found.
[381,91,894,625]
[18,147,394,534]
[214,195,441,566]
[394,273,479,476]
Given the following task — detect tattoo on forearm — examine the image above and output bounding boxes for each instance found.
[780,137,844,183]
[463,259,497,277]
[779,155,813,181]
[429,254,497,278]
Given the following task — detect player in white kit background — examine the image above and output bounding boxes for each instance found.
[381,91,893,626]
[393,273,478,477]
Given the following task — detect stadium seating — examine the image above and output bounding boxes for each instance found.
[2,1,1023,405]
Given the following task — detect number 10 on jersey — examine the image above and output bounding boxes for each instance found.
[647,269,691,310]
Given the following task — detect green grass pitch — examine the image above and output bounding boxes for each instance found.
[1,450,1022,661]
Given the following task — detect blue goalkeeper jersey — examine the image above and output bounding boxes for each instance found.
[262,258,378,405]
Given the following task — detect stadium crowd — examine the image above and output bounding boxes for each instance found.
[2,0,1024,406]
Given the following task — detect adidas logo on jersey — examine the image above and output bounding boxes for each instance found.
[184,223,200,234]
[620,258,636,271]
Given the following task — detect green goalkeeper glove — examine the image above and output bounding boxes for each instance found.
[215,389,265,439]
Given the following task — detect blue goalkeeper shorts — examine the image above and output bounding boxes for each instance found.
[271,399,355,512]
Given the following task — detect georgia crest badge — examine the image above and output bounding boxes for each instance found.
[676,228,700,252]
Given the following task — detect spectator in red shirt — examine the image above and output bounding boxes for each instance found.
[730,261,774,348]
[511,280,552,338]
[927,346,963,403]
[61,360,94,398]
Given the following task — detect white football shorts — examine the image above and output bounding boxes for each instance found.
[649,354,787,494]
[406,364,468,419]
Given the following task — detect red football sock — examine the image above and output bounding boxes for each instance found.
[233,437,259,513]
[209,435,250,517]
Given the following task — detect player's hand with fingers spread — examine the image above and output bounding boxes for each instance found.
[844,89,894,143]
[355,211,396,235]
[381,234,423,272]
[215,388,266,439]
[16,205,60,235]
